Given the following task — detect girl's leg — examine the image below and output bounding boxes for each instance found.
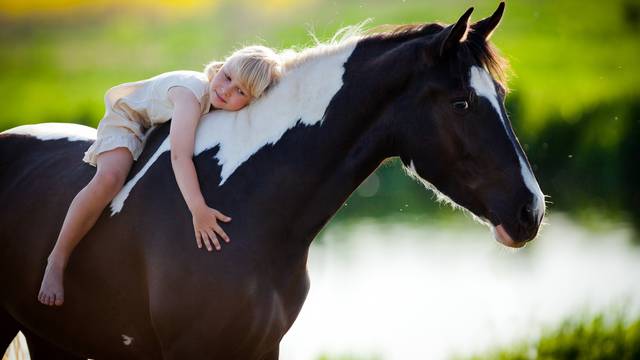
[38,147,133,306]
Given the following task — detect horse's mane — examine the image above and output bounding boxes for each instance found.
[286,21,510,91]
[369,22,509,90]
[462,29,510,91]
[278,23,367,71]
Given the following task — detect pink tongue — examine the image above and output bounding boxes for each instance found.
[496,224,524,248]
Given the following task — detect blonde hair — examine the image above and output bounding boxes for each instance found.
[204,45,283,99]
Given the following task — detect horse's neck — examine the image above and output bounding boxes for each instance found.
[241,40,402,251]
[197,39,395,257]
[278,105,393,253]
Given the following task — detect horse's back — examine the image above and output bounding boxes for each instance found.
[0,121,171,214]
[0,123,96,190]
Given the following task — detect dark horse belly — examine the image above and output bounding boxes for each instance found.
[0,125,309,359]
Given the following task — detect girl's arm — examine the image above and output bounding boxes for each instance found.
[168,86,231,251]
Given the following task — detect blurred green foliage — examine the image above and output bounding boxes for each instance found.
[0,0,638,229]
[459,313,640,360]
[314,312,640,360]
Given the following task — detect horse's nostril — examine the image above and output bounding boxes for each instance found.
[518,203,533,226]
[516,202,540,241]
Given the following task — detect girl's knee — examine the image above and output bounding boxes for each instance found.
[93,169,127,194]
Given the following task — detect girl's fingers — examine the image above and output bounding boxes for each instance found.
[206,229,221,251]
[213,224,230,243]
[201,231,213,251]
[205,232,216,252]
[195,230,203,249]
[213,210,232,222]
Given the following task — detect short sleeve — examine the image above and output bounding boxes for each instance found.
[166,72,210,114]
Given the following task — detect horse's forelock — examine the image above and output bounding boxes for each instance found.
[463,31,510,92]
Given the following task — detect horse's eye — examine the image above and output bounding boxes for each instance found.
[452,100,469,111]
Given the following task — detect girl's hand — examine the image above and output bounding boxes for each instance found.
[167,87,231,251]
[191,204,231,251]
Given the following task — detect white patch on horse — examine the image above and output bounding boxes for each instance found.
[469,66,545,222]
[121,334,133,346]
[2,123,97,142]
[109,42,357,215]
[110,138,170,215]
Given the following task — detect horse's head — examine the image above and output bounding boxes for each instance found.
[390,3,544,247]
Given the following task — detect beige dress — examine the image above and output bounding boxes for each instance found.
[83,70,212,166]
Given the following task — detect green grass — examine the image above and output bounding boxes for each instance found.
[307,312,640,360]
[457,312,640,360]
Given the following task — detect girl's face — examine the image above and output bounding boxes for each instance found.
[209,65,252,111]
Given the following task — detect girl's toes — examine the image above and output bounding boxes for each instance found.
[54,295,64,306]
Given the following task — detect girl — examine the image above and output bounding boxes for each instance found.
[38,45,283,306]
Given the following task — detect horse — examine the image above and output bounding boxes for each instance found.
[0,3,544,359]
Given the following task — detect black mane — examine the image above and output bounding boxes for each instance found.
[364,22,510,90]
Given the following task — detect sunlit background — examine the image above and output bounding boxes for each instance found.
[2,0,639,359]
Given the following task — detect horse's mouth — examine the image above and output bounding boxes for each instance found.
[492,224,526,248]
[484,211,527,248]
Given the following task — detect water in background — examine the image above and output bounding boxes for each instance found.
[281,214,640,360]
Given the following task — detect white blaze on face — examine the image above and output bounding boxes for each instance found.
[469,66,545,223]
[2,123,97,141]
[109,42,358,215]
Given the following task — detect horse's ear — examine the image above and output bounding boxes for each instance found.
[471,1,505,40]
[437,7,474,57]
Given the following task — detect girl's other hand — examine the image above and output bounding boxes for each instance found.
[191,204,231,251]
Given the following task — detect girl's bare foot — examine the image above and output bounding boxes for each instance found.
[38,259,65,306]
